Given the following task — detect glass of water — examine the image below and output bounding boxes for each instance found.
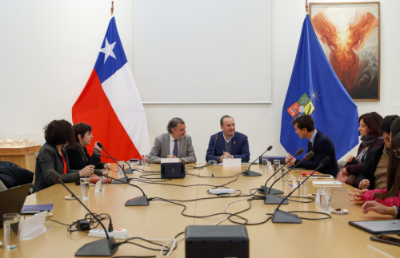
[117,161,124,176]
[101,169,108,187]
[80,178,90,200]
[3,213,19,250]
[297,176,308,197]
[319,188,332,214]
[274,160,280,171]
[282,166,289,182]
[142,155,148,167]
[262,155,268,169]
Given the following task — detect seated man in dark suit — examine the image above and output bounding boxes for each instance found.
[206,115,250,163]
[285,115,339,176]
[148,117,197,164]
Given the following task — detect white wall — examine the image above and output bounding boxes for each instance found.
[0,0,399,162]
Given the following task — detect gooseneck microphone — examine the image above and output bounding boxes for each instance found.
[93,170,149,206]
[48,170,118,256]
[97,142,130,184]
[98,154,134,174]
[242,146,273,177]
[264,151,314,204]
[258,148,304,195]
[272,156,332,224]
[207,134,219,165]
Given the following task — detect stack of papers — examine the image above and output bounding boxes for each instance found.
[312,180,342,187]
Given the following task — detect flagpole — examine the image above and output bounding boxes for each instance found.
[111,1,114,16]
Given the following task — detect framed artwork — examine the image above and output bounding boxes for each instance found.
[309,2,380,101]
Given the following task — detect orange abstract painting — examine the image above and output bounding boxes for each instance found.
[310,3,380,100]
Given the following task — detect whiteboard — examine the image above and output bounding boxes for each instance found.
[132,0,272,104]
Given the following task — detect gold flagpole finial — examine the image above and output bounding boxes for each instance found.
[305,0,309,14]
[111,1,114,16]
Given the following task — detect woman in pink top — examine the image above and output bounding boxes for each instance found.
[350,118,400,207]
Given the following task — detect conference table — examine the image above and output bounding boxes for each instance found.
[1,163,399,258]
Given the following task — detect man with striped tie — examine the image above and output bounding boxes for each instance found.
[148,118,197,164]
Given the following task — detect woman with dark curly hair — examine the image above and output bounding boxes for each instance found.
[66,123,111,170]
[337,112,384,186]
[33,120,94,193]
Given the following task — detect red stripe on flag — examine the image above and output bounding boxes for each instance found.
[72,69,141,162]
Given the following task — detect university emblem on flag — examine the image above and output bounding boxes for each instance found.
[287,93,315,118]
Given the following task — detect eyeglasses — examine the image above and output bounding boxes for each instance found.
[384,134,391,142]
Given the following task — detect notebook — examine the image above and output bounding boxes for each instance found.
[21,204,54,214]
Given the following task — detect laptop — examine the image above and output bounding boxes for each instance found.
[0,183,32,228]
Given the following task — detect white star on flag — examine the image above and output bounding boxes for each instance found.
[99,38,117,64]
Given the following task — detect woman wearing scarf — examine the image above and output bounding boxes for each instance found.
[337,112,383,186]
[66,123,112,170]
[350,117,400,208]
[354,115,399,190]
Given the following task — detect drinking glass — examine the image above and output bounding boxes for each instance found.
[320,193,333,214]
[101,169,108,187]
[297,177,308,197]
[3,213,19,250]
[262,155,268,169]
[117,161,124,176]
[274,160,280,171]
[80,178,90,200]
[282,166,289,182]
[142,155,148,167]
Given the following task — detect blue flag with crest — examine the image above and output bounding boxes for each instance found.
[280,15,359,159]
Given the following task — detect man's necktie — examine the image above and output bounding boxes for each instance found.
[173,139,178,157]
[308,141,312,152]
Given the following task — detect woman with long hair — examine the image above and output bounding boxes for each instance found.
[350,118,400,207]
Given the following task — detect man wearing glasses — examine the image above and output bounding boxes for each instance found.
[355,115,399,190]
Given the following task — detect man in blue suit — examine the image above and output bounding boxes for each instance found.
[285,115,339,176]
[206,115,250,163]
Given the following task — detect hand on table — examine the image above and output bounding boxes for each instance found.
[358,179,370,190]
[362,201,397,216]
[103,163,112,170]
[79,165,95,177]
[349,189,368,205]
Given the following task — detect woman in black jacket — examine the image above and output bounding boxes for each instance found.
[66,123,111,170]
[33,120,94,193]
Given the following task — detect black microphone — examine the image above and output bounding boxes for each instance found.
[207,134,219,165]
[98,154,134,174]
[97,142,130,184]
[48,170,118,256]
[272,156,331,224]
[93,170,149,206]
[258,148,304,195]
[242,146,273,177]
[264,151,314,204]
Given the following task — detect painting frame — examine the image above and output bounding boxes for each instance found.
[309,2,380,101]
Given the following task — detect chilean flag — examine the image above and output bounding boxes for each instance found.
[72,16,150,161]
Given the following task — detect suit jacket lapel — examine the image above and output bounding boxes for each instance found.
[312,131,320,152]
[164,134,170,157]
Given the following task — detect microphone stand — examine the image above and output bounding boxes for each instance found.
[243,146,272,177]
[95,171,149,206]
[272,158,330,223]
[264,158,309,205]
[55,176,119,256]
[98,145,131,184]
[99,154,134,174]
[258,152,301,195]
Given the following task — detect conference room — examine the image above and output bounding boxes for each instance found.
[1,0,400,257]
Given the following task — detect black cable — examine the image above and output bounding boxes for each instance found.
[227,198,273,225]
[46,218,71,226]
[151,197,251,223]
